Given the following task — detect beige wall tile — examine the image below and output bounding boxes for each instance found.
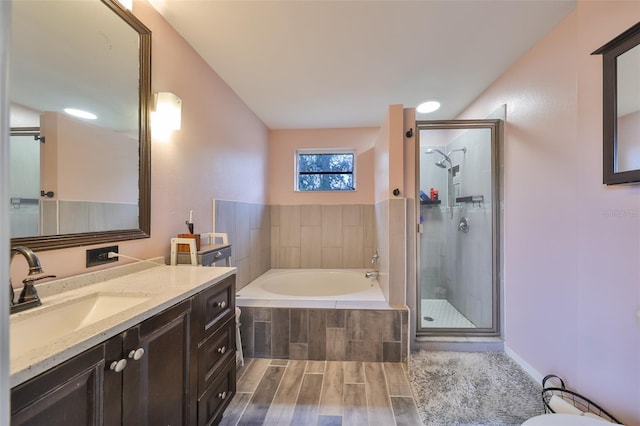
[235,257,251,290]
[250,229,263,281]
[301,205,322,226]
[271,226,280,266]
[279,247,301,268]
[321,205,343,247]
[280,205,301,247]
[343,226,364,268]
[363,205,376,248]
[301,226,322,268]
[270,205,280,226]
[321,248,343,269]
[235,202,252,260]
[342,205,363,226]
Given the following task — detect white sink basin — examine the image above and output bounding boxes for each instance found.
[11,292,150,359]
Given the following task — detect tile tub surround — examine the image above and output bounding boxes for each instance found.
[238,307,409,363]
[271,204,376,269]
[214,199,271,290]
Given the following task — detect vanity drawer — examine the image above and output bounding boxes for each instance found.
[197,316,235,396]
[197,358,236,426]
[201,246,232,266]
[194,275,235,343]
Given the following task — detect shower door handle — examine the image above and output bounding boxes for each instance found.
[458,217,469,233]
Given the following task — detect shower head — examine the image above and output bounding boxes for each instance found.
[425,148,452,168]
[434,159,449,168]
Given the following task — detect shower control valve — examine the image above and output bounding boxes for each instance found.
[458,217,470,233]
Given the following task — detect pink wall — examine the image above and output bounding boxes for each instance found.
[459,2,640,424]
[11,0,269,281]
[374,104,405,203]
[268,127,377,205]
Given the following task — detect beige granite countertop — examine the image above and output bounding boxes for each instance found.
[10,263,236,388]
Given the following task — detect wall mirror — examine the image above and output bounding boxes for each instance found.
[9,0,151,251]
[593,22,640,185]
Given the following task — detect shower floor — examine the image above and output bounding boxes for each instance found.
[421,299,476,328]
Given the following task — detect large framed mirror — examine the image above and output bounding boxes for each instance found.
[593,22,640,185]
[9,0,151,251]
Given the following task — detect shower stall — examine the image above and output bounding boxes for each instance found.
[416,120,501,336]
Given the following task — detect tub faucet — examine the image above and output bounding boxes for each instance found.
[370,250,379,264]
[365,270,379,279]
[10,246,56,314]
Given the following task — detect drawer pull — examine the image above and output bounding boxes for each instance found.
[128,348,145,361]
[109,359,127,373]
[217,300,227,309]
[217,346,226,354]
[214,251,222,259]
[218,391,227,400]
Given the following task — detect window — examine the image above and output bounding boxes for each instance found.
[296,150,355,191]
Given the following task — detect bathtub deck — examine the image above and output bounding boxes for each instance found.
[220,358,421,426]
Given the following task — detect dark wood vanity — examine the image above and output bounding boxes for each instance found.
[10,275,236,425]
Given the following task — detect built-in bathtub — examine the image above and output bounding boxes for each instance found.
[237,269,385,303]
[236,269,408,363]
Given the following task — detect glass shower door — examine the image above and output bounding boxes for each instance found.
[416,120,500,335]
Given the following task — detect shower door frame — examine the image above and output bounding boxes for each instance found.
[415,119,501,337]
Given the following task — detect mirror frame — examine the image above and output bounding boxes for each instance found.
[10,0,151,251]
[593,21,640,185]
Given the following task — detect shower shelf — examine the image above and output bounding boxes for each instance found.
[456,195,484,206]
[420,199,441,206]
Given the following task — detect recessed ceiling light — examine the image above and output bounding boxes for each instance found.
[64,108,97,120]
[416,100,441,114]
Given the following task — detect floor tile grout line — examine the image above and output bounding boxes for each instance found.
[362,362,371,426]
[265,360,303,425]
[232,392,253,426]
[315,362,327,424]
[289,361,309,424]
[380,362,399,426]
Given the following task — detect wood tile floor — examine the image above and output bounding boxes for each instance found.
[220,358,422,426]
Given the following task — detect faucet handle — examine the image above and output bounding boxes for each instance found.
[18,275,55,304]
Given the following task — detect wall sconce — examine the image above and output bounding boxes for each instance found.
[151,92,182,141]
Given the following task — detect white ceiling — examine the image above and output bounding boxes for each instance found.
[150,0,576,130]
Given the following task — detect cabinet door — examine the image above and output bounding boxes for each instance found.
[103,334,125,426]
[11,345,105,426]
[122,299,196,426]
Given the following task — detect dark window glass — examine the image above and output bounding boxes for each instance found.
[297,153,355,191]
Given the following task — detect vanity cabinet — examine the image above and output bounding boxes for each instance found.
[105,299,195,426]
[193,275,236,425]
[11,274,236,426]
[11,344,105,425]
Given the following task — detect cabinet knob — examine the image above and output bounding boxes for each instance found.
[214,251,222,259]
[217,300,227,309]
[110,359,127,373]
[217,346,226,354]
[128,348,145,361]
[218,391,227,400]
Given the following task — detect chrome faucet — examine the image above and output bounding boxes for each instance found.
[370,249,379,264]
[365,270,379,279]
[10,246,56,314]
